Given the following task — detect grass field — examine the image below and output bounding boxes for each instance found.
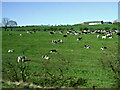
[2,29,119,88]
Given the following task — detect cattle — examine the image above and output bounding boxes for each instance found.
[50,50,57,53]
[52,40,57,44]
[8,33,12,35]
[101,47,107,50]
[8,49,14,53]
[42,56,50,60]
[63,35,67,37]
[108,36,113,39]
[53,31,57,34]
[97,35,100,38]
[102,35,106,39]
[50,32,54,35]
[84,45,90,49]
[77,37,82,41]
[117,33,120,36]
[17,56,27,63]
[107,33,112,36]
[74,33,79,35]
[27,31,30,33]
[29,32,32,34]
[33,30,36,33]
[57,39,63,43]
[59,31,63,34]
[20,34,23,36]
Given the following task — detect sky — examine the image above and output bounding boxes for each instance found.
[2,2,118,26]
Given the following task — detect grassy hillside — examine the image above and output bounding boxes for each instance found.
[2,30,118,88]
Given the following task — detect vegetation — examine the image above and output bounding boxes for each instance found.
[2,28,119,88]
[2,24,118,32]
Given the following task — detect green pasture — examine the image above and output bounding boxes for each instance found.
[2,30,118,88]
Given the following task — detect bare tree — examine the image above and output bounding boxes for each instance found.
[8,20,17,31]
[2,18,9,31]
[2,18,17,31]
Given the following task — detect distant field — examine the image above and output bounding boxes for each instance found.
[2,30,118,88]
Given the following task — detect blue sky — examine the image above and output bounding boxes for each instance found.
[2,2,118,26]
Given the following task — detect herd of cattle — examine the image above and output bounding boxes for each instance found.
[7,29,119,61]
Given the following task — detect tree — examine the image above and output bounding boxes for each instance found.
[2,18,9,31]
[8,20,17,31]
[2,18,17,31]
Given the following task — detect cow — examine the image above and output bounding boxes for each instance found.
[77,37,82,41]
[84,45,90,49]
[20,34,23,36]
[63,35,67,37]
[8,49,14,53]
[50,50,57,53]
[108,36,113,39]
[117,33,120,36]
[52,40,57,44]
[74,33,79,36]
[42,56,50,60]
[50,32,54,35]
[101,47,107,50]
[57,39,63,43]
[59,31,63,34]
[17,56,27,63]
[27,31,30,33]
[8,33,12,35]
[102,35,106,39]
[97,35,100,38]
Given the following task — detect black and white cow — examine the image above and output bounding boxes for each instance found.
[50,50,57,53]
[84,45,90,49]
[101,47,107,50]
[8,33,12,35]
[52,40,57,44]
[108,36,113,39]
[117,33,120,36]
[57,39,63,43]
[77,37,82,41]
[59,31,63,34]
[17,56,27,63]
[8,49,14,53]
[42,55,50,60]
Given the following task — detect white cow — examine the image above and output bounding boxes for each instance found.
[20,34,23,36]
[97,35,100,38]
[108,36,113,39]
[8,49,14,53]
[42,56,50,60]
[84,45,90,49]
[102,35,106,39]
[27,31,30,33]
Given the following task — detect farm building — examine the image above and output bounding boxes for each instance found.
[83,21,112,25]
[83,21,103,25]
